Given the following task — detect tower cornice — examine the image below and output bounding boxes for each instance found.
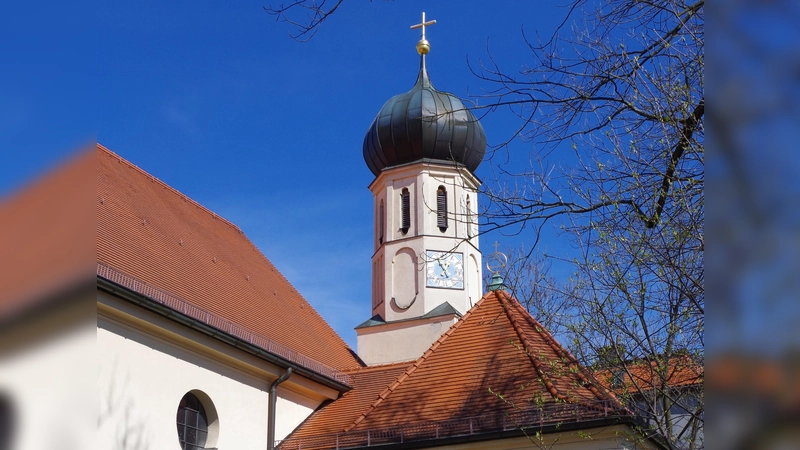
[368,159,482,194]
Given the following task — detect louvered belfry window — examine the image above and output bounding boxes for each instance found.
[401,189,410,234]
[437,186,448,231]
[379,200,385,245]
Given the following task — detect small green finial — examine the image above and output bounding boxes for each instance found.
[485,242,508,291]
[487,273,506,291]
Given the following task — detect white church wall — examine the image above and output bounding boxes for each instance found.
[274,390,316,442]
[98,319,270,450]
[97,290,333,450]
[0,297,95,450]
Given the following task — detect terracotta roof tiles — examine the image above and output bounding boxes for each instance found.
[289,362,412,440]
[594,355,703,395]
[281,290,625,449]
[96,144,361,372]
[0,147,94,318]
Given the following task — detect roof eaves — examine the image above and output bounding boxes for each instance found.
[421,301,462,319]
[354,315,386,329]
[97,265,354,391]
[279,413,665,450]
[354,303,461,330]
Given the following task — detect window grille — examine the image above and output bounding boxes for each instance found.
[437,186,448,231]
[177,392,208,450]
[401,189,410,234]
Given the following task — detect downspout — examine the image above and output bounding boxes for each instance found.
[268,368,292,450]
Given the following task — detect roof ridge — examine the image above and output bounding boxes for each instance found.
[512,295,617,403]
[96,143,243,233]
[343,360,412,375]
[343,295,489,433]
[497,291,565,402]
[499,291,614,404]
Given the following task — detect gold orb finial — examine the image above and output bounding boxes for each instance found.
[410,12,436,55]
[416,39,430,55]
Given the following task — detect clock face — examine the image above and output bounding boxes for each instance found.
[426,250,464,289]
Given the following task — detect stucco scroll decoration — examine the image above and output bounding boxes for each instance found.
[391,293,417,310]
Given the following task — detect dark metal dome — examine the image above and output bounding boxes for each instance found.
[363,57,487,177]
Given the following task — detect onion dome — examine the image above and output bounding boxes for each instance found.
[362,55,487,177]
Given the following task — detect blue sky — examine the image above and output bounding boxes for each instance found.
[3,1,598,348]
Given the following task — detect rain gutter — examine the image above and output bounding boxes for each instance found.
[268,368,293,450]
[97,275,351,393]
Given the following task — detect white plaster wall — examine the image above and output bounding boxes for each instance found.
[98,321,268,450]
[274,391,315,442]
[0,317,95,450]
[380,237,479,321]
[356,315,457,365]
[98,315,317,450]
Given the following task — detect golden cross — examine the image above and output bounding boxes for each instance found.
[493,241,501,253]
[410,12,436,39]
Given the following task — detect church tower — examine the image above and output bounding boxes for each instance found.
[356,14,487,365]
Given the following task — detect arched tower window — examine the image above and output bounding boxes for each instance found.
[437,186,448,232]
[379,200,385,245]
[400,188,410,234]
[466,195,473,238]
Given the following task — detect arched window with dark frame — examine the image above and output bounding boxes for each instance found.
[400,188,410,234]
[379,199,385,245]
[177,392,208,450]
[437,186,448,232]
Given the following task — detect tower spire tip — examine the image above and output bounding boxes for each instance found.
[410,12,436,55]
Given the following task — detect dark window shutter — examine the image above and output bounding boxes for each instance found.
[401,189,410,234]
[379,201,385,245]
[437,187,448,231]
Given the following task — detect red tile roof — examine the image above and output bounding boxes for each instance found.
[0,147,94,318]
[594,356,703,395]
[96,144,361,372]
[280,290,625,449]
[289,362,412,441]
